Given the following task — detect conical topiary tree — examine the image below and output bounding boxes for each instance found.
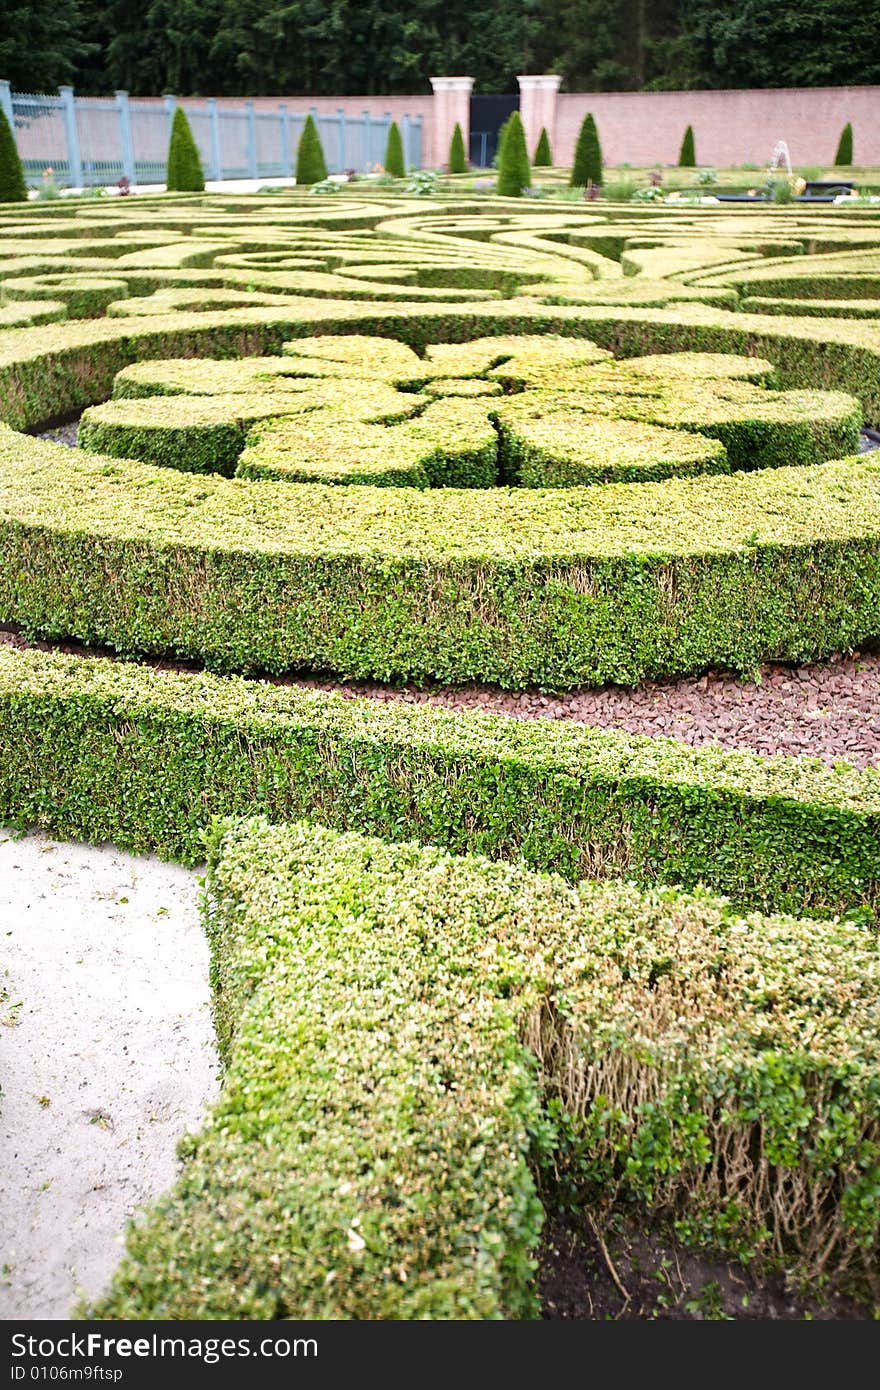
[570,112,602,187]
[678,124,696,167]
[0,107,27,203]
[834,122,853,166]
[448,122,467,173]
[496,110,530,197]
[295,114,328,185]
[533,126,552,167]
[165,107,205,192]
[384,120,405,177]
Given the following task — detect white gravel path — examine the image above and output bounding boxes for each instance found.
[0,832,220,1320]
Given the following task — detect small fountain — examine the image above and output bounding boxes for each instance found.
[766,140,792,177]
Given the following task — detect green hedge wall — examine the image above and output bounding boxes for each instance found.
[77,335,859,486]
[90,818,880,1317]
[1,645,877,920]
[1,300,880,429]
[1,424,879,688]
[0,303,878,688]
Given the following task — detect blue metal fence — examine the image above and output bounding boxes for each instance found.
[0,83,422,187]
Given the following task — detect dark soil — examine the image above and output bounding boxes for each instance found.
[538,1212,873,1320]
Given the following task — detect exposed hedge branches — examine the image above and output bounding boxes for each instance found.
[89,818,880,1317]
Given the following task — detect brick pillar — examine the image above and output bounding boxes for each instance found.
[429,76,474,169]
[517,74,562,162]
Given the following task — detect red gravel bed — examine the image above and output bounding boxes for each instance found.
[302,651,880,770]
[2,630,878,770]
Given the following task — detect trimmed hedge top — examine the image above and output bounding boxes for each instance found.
[3,422,878,560]
[89,818,880,1317]
[1,643,877,921]
[0,208,878,686]
[77,333,861,486]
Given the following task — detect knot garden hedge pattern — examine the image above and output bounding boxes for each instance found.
[0,190,879,1316]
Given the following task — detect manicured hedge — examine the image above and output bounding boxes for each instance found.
[1,274,129,319]
[384,121,406,179]
[0,109,26,204]
[80,334,858,484]
[90,818,880,1317]
[495,408,729,484]
[0,301,877,687]
[239,398,499,486]
[1,298,880,433]
[742,295,880,320]
[448,122,467,175]
[733,274,880,301]
[294,114,328,186]
[165,108,205,194]
[1,644,878,920]
[0,299,67,329]
[2,420,879,687]
[571,113,602,188]
[533,128,552,168]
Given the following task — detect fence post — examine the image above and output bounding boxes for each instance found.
[0,80,13,129]
[401,113,411,170]
[244,100,257,178]
[115,90,135,184]
[162,95,175,184]
[337,107,346,173]
[278,103,291,175]
[59,85,83,188]
[363,109,372,169]
[206,98,222,180]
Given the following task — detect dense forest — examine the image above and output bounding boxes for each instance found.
[2,0,879,95]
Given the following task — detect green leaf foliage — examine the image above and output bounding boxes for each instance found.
[88,818,880,1316]
[1,644,878,922]
[571,112,602,187]
[0,107,27,204]
[448,122,467,174]
[0,294,879,690]
[678,123,696,167]
[533,126,552,167]
[295,114,328,186]
[834,121,853,166]
[496,111,530,197]
[384,119,405,177]
[165,107,204,193]
[11,1,880,98]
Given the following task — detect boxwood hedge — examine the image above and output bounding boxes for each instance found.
[89,818,880,1318]
[1,644,877,919]
[2,420,879,687]
[78,336,861,486]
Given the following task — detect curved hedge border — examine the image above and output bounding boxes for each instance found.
[90,818,880,1318]
[3,299,875,688]
[2,421,879,686]
[1,298,880,428]
[1,645,877,919]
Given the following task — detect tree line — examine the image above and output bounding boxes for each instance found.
[2,0,878,95]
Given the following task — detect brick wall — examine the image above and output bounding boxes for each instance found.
[554,86,880,168]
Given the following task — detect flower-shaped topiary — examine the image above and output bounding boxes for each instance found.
[79,335,862,488]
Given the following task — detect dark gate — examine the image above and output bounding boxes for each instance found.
[469,93,519,169]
